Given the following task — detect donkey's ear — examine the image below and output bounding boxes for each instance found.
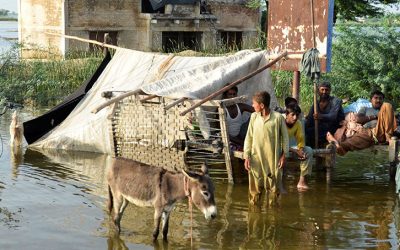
[201,163,209,176]
[182,169,199,182]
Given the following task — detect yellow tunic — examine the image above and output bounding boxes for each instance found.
[243,111,289,200]
[287,120,305,148]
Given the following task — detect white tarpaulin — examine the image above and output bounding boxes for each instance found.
[31,48,277,154]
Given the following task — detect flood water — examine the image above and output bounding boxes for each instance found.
[0,21,18,54]
[1,109,399,249]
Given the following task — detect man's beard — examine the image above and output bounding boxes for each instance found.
[320,94,329,100]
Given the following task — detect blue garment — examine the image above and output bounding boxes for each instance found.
[343,98,372,114]
[305,96,345,147]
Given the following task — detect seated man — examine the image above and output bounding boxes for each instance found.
[285,104,313,190]
[305,82,344,148]
[327,90,398,155]
[222,86,254,149]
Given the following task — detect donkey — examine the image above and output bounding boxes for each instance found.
[107,157,217,240]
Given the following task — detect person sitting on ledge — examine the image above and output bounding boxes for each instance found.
[326,90,398,155]
[284,104,313,190]
[222,86,254,150]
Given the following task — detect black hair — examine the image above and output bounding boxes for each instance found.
[318,81,331,89]
[284,97,298,108]
[370,90,384,99]
[222,86,238,98]
[253,91,271,108]
[285,103,302,115]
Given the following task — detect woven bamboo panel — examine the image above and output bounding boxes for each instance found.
[112,95,187,171]
[111,95,228,180]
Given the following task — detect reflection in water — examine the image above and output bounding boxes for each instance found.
[10,146,23,178]
[0,111,399,249]
[107,233,129,250]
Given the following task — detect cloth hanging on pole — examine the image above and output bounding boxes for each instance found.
[299,48,321,81]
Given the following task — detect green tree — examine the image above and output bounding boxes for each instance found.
[0,9,10,16]
[327,15,400,106]
[334,0,399,22]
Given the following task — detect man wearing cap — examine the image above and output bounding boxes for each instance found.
[305,82,345,147]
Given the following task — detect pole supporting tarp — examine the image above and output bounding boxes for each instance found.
[179,50,288,116]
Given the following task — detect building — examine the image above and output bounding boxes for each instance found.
[18,0,260,57]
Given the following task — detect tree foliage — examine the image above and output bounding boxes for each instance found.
[0,9,10,16]
[334,0,399,22]
[327,15,400,106]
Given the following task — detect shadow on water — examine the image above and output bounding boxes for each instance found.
[1,110,400,249]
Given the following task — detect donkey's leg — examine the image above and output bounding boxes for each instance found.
[152,207,162,240]
[161,210,172,241]
[112,194,124,233]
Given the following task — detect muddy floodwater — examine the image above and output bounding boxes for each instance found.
[1,110,399,249]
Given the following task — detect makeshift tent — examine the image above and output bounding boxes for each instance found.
[24,48,278,155]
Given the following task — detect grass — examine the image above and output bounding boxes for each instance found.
[0,44,104,107]
[0,17,17,21]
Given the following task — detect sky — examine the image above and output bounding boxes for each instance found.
[0,0,17,12]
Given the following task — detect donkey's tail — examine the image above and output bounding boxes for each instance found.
[107,185,113,213]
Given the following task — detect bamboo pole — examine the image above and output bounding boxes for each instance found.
[91,89,144,114]
[310,0,319,149]
[140,94,158,102]
[180,50,288,116]
[269,53,326,60]
[45,32,121,50]
[164,97,187,110]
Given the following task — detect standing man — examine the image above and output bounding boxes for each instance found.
[305,82,344,147]
[327,90,398,155]
[243,91,289,205]
[284,104,313,190]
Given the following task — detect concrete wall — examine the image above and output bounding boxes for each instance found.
[66,0,152,52]
[210,2,259,48]
[19,0,260,57]
[19,0,65,58]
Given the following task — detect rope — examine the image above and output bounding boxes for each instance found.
[183,176,194,247]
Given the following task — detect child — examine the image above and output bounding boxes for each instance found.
[284,104,313,190]
[243,91,289,205]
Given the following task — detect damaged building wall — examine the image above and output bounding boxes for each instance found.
[19,0,260,57]
[209,0,259,49]
[19,0,65,58]
[66,0,152,52]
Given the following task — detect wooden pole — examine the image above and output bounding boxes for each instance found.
[45,32,120,50]
[310,0,319,148]
[218,107,234,184]
[164,97,187,110]
[314,81,319,148]
[180,50,288,116]
[140,94,158,102]
[91,89,144,114]
[292,71,300,101]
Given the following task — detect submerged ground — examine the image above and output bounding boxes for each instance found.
[0,109,399,249]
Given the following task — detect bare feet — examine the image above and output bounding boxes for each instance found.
[326,132,340,147]
[297,176,309,191]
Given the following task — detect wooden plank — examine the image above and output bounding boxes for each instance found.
[267,0,334,72]
[218,107,234,184]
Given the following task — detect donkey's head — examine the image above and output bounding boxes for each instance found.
[182,164,217,220]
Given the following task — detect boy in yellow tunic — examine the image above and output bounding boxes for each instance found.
[243,91,289,205]
[284,104,313,190]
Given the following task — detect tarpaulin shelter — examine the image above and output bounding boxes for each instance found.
[23,48,279,182]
